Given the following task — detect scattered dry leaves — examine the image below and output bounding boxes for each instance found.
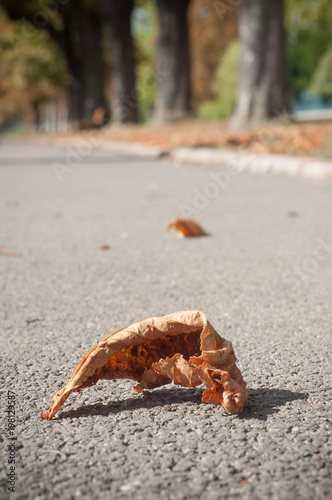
[42,311,248,420]
[92,120,332,157]
[167,217,205,238]
[41,119,332,158]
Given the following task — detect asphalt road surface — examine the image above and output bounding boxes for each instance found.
[0,138,331,500]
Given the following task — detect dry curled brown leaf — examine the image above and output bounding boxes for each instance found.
[167,217,205,238]
[42,311,248,420]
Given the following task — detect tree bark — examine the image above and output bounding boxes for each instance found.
[58,4,107,127]
[32,101,41,131]
[154,0,192,123]
[102,0,138,124]
[230,0,288,129]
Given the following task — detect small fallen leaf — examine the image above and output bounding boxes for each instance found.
[167,217,205,238]
[42,311,248,420]
[100,244,110,250]
[0,247,21,257]
[226,134,252,147]
[92,106,105,126]
[287,211,298,218]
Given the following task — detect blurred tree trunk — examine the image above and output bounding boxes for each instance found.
[60,5,106,127]
[230,0,288,129]
[102,0,138,123]
[32,101,41,131]
[154,0,192,123]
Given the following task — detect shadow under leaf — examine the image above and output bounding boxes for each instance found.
[56,387,204,420]
[239,388,309,421]
[53,386,308,421]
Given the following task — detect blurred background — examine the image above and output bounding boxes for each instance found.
[0,0,332,156]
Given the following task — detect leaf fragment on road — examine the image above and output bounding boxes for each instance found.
[0,247,21,257]
[167,217,205,238]
[42,311,248,420]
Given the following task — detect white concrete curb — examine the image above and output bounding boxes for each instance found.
[99,140,163,158]
[43,136,332,180]
[169,147,332,180]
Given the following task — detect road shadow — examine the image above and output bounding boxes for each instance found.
[0,155,158,167]
[54,386,308,421]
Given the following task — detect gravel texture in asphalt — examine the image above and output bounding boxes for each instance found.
[0,139,331,500]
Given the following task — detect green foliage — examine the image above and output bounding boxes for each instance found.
[200,99,228,120]
[212,40,239,116]
[285,0,332,97]
[132,2,158,122]
[285,0,332,28]
[0,8,68,122]
[309,46,332,97]
[200,40,239,119]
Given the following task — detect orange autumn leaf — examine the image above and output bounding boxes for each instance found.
[0,247,21,257]
[225,134,252,147]
[167,217,205,238]
[42,311,247,420]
